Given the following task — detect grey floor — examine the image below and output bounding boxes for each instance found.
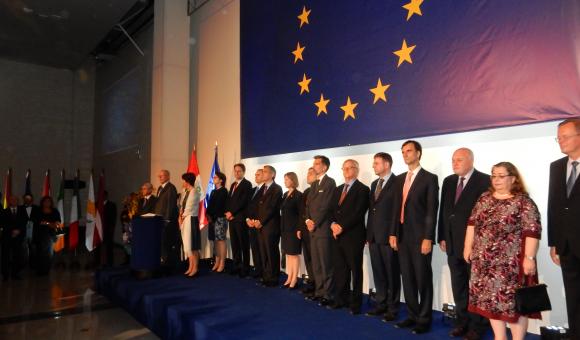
[0,263,158,340]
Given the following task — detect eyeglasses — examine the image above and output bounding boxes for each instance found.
[491,174,512,179]
[555,133,580,142]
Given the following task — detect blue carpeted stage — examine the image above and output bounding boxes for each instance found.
[96,264,540,339]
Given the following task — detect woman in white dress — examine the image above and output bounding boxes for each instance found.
[179,172,201,277]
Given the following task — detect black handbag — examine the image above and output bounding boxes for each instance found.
[515,276,552,315]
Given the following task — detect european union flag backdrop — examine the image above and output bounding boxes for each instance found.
[241,0,580,158]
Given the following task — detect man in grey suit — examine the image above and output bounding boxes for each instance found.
[305,155,337,306]
[154,169,179,273]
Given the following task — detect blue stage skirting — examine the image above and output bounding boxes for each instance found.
[96,266,540,339]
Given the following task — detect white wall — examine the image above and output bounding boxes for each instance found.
[190,0,568,333]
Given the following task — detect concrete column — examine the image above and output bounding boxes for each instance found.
[151,0,190,184]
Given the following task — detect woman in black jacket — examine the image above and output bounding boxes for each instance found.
[207,171,228,272]
[280,172,302,288]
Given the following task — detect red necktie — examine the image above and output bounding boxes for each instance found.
[339,184,349,205]
[400,171,413,224]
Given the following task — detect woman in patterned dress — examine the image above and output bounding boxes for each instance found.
[207,171,229,272]
[463,162,541,340]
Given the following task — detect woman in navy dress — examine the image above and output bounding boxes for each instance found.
[280,172,302,289]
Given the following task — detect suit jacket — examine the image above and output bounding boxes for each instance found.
[154,182,179,221]
[392,168,439,244]
[548,156,580,257]
[298,187,311,234]
[246,185,262,220]
[437,169,490,256]
[1,206,28,242]
[256,182,283,230]
[137,196,157,215]
[367,174,398,244]
[225,178,252,222]
[306,175,337,238]
[330,179,370,244]
[103,201,117,239]
[281,190,303,233]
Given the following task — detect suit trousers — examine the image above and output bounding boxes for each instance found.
[249,228,262,275]
[311,235,334,299]
[369,242,401,313]
[447,254,487,332]
[332,238,364,308]
[302,231,315,285]
[561,252,580,337]
[1,238,23,278]
[257,226,280,283]
[398,239,433,326]
[229,220,250,273]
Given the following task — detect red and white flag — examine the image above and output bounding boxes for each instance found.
[187,148,207,229]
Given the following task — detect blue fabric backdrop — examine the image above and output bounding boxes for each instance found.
[241,0,580,158]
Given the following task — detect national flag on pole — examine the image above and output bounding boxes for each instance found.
[95,171,106,248]
[69,170,80,251]
[2,168,12,209]
[204,144,220,216]
[54,169,66,253]
[187,147,207,229]
[41,169,51,197]
[24,169,32,196]
[86,172,102,251]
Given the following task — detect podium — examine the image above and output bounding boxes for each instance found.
[131,215,163,279]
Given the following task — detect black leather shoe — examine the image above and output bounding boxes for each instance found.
[394,319,416,329]
[382,311,397,322]
[449,326,467,337]
[349,307,361,315]
[365,307,387,316]
[301,286,314,294]
[411,325,430,334]
[462,330,481,340]
[251,271,261,278]
[305,295,320,302]
[326,301,345,310]
[318,298,332,307]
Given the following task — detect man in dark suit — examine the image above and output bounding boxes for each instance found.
[548,118,580,337]
[327,159,370,315]
[254,165,283,287]
[305,155,337,306]
[137,183,157,215]
[22,194,39,269]
[1,196,27,280]
[438,148,489,340]
[298,167,317,296]
[225,163,253,277]
[365,152,401,322]
[101,191,117,267]
[390,140,439,334]
[154,169,179,272]
[246,169,264,279]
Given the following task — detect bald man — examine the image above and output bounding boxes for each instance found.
[437,148,490,340]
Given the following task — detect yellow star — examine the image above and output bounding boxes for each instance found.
[393,39,416,67]
[370,78,391,104]
[297,6,311,28]
[292,42,305,64]
[314,94,330,116]
[402,0,424,21]
[298,74,312,95]
[340,97,358,121]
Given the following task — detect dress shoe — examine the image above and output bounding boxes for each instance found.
[326,301,345,310]
[301,286,314,294]
[305,295,320,302]
[349,307,361,315]
[318,298,332,307]
[449,326,467,337]
[251,271,262,278]
[365,307,387,316]
[303,291,315,298]
[411,325,430,334]
[382,311,397,322]
[394,319,416,329]
[462,330,481,340]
